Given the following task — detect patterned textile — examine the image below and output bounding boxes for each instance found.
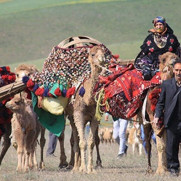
[95,64,161,119]
[29,44,113,97]
[0,66,15,138]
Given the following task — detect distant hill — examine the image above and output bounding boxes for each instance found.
[0,0,181,70]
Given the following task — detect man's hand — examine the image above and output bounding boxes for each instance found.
[152,117,159,129]
[104,113,109,121]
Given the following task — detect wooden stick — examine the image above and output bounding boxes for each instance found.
[0,81,26,101]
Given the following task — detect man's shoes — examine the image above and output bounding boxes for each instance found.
[116,153,125,159]
[124,145,128,155]
[46,153,57,157]
[169,169,179,177]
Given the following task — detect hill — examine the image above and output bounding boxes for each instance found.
[0,0,181,70]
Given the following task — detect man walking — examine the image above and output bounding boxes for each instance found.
[153,59,181,177]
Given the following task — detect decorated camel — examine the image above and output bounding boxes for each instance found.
[20,36,113,173]
[64,46,107,173]
[142,52,179,174]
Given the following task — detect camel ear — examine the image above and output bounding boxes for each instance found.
[88,47,91,54]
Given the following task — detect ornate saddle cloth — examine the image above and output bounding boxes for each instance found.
[95,64,161,119]
[0,66,16,137]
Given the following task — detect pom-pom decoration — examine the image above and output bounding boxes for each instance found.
[35,87,44,96]
[54,88,62,97]
[43,88,49,97]
[33,84,39,92]
[79,87,85,97]
[66,87,75,98]
[26,79,35,91]
[62,89,67,97]
[22,76,29,84]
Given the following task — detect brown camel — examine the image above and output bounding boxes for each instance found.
[64,46,106,173]
[0,64,47,170]
[6,92,41,172]
[142,52,179,174]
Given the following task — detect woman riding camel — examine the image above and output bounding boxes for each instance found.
[134,16,180,80]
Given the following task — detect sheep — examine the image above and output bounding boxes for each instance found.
[99,127,114,143]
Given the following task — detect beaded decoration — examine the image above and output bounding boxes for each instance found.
[27,44,114,98]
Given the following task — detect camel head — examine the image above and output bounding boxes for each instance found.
[88,46,106,69]
[5,93,29,113]
[15,64,38,81]
[159,52,179,81]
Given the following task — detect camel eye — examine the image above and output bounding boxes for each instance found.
[15,101,20,105]
[91,53,95,57]
[16,74,19,78]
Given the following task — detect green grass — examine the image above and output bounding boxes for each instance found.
[0,0,181,70]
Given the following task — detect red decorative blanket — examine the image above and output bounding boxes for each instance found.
[95,64,161,119]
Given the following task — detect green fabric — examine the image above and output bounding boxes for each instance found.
[31,93,65,137]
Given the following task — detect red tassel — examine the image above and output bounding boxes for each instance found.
[26,79,35,91]
[35,87,44,96]
[1,75,8,80]
[48,92,54,97]
[66,87,75,98]
[113,54,119,59]
[6,66,10,72]
[54,88,62,97]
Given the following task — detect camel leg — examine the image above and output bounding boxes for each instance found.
[69,117,81,172]
[87,119,98,173]
[95,126,102,168]
[24,130,35,172]
[143,124,153,174]
[67,128,74,169]
[39,127,46,169]
[153,128,167,174]
[58,130,68,169]
[73,111,86,173]
[132,144,136,155]
[139,144,142,155]
[16,142,24,172]
[14,128,24,172]
[24,149,30,172]
[0,123,11,165]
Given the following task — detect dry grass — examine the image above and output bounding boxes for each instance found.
[0,125,181,181]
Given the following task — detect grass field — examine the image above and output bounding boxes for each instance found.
[0,125,181,181]
[0,0,181,70]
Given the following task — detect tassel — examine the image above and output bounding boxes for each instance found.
[54,88,62,97]
[35,87,44,96]
[27,79,35,91]
[79,87,85,97]
[66,87,75,98]
[33,84,39,92]
[5,66,10,72]
[113,54,119,59]
[62,89,67,97]
[43,88,49,97]
[22,76,29,84]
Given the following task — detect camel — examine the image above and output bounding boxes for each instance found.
[64,46,106,173]
[0,64,47,170]
[5,92,41,172]
[142,52,179,174]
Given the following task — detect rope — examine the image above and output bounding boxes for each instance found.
[95,88,106,121]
